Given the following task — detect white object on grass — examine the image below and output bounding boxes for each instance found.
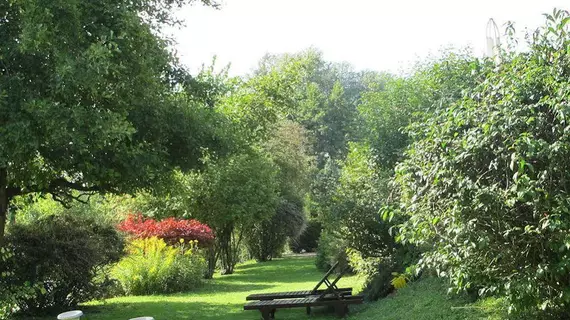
[57,310,83,320]
[129,317,155,320]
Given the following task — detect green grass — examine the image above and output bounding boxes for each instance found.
[353,277,506,320]
[30,256,506,320]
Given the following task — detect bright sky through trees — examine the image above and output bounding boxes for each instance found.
[170,0,568,75]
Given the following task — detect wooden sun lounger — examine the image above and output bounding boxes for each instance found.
[245,261,351,301]
[244,262,363,318]
[244,295,364,319]
[246,287,353,301]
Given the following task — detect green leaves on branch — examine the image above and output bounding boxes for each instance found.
[396,9,570,317]
[0,0,227,238]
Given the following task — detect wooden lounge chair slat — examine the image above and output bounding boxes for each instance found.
[246,287,352,300]
[245,296,364,308]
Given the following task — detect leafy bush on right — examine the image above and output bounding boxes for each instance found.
[396,9,570,317]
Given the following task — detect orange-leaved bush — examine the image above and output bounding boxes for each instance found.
[118,214,214,247]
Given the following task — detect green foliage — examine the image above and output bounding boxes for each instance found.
[5,214,125,315]
[0,246,39,320]
[241,49,371,164]
[112,237,206,295]
[245,121,312,262]
[315,229,348,272]
[397,9,570,317]
[0,0,225,239]
[11,193,135,226]
[348,251,396,301]
[313,143,415,299]
[358,75,427,167]
[263,121,314,206]
[186,151,280,275]
[246,200,306,262]
[290,220,322,253]
[333,143,397,257]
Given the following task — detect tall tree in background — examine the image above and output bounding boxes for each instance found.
[185,152,279,276]
[253,49,368,165]
[0,0,224,239]
[246,121,313,261]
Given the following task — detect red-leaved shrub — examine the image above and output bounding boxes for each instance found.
[118,214,214,247]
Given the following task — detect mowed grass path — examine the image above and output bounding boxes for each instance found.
[33,255,504,320]
[80,256,362,320]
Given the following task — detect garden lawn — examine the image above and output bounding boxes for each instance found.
[32,255,504,320]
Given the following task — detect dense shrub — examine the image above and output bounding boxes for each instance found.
[0,247,39,320]
[246,200,306,261]
[315,229,349,272]
[396,10,570,317]
[290,220,321,253]
[5,214,125,315]
[112,237,206,295]
[347,250,398,301]
[118,214,214,247]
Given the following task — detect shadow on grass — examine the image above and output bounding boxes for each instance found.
[174,281,274,295]
[223,257,321,283]
[76,300,360,320]
[23,256,359,320]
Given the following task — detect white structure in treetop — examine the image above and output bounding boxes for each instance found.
[486,18,501,63]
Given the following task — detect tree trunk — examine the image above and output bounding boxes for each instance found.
[204,246,216,279]
[0,168,8,243]
[219,224,235,275]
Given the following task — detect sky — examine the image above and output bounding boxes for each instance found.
[168,0,569,76]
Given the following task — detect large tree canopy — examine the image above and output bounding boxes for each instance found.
[0,0,224,238]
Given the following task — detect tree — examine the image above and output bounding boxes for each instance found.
[357,75,427,168]
[332,143,396,257]
[185,151,279,275]
[246,199,305,262]
[0,0,223,239]
[263,121,313,206]
[252,49,367,165]
[245,121,312,261]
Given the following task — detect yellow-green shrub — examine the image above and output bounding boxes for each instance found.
[112,237,206,295]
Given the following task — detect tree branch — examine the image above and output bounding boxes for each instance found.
[6,178,103,199]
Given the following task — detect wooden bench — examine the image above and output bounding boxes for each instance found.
[244,295,364,319]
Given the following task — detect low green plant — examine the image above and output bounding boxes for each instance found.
[0,246,40,320]
[6,214,125,315]
[113,237,206,295]
[315,229,348,271]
